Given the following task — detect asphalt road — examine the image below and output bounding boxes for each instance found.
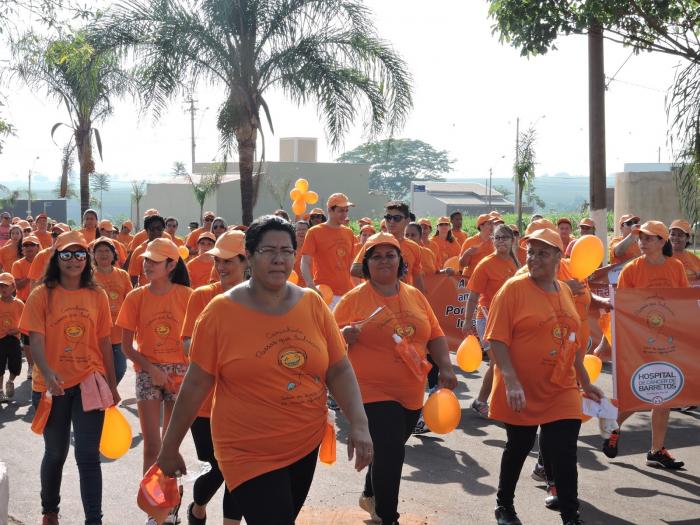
[1,358,698,525]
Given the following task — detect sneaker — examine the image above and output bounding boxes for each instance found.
[646,448,684,469]
[327,395,339,411]
[0,391,5,403]
[358,494,380,523]
[42,513,59,525]
[412,415,430,435]
[494,505,522,525]
[531,462,546,483]
[679,406,697,413]
[27,365,32,379]
[471,399,489,419]
[544,482,559,510]
[602,429,620,458]
[187,502,206,524]
[146,519,158,525]
[5,380,14,398]
[563,519,584,525]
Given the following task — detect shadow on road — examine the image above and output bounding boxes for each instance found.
[611,462,700,497]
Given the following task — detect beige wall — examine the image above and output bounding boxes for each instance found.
[614,171,683,234]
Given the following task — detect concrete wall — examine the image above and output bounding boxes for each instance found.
[412,192,449,217]
[614,171,683,234]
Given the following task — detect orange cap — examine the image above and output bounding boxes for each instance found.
[619,213,640,226]
[556,217,572,226]
[669,219,691,235]
[207,230,246,259]
[418,218,432,228]
[36,213,48,221]
[327,193,354,208]
[144,208,160,217]
[21,235,40,246]
[491,217,505,225]
[639,220,669,241]
[508,224,520,235]
[489,211,501,218]
[197,232,216,243]
[476,214,492,228]
[142,238,180,262]
[54,231,88,251]
[579,217,596,228]
[437,216,450,225]
[121,220,134,232]
[358,217,373,226]
[17,220,31,230]
[0,272,16,287]
[11,217,19,224]
[52,222,70,233]
[90,237,116,250]
[99,219,114,231]
[203,211,216,219]
[523,228,564,252]
[524,218,556,236]
[360,224,376,234]
[363,232,400,252]
[309,208,325,216]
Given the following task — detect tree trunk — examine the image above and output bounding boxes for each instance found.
[75,124,95,215]
[237,123,258,226]
[135,197,140,229]
[516,180,524,232]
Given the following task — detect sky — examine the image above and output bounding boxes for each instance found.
[0,0,683,189]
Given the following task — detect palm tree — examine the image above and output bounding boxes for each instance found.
[90,172,111,217]
[8,31,134,214]
[94,0,412,224]
[514,126,537,231]
[173,161,223,224]
[130,179,146,229]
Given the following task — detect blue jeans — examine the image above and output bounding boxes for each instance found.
[32,386,105,524]
[112,344,126,385]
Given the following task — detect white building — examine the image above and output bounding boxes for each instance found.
[410,181,515,218]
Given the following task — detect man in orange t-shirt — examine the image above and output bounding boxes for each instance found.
[300,193,357,305]
[450,211,468,246]
[33,213,52,249]
[459,214,494,278]
[165,217,186,247]
[185,211,216,251]
[609,213,642,264]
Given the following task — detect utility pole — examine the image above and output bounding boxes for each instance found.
[488,168,493,207]
[27,169,32,217]
[186,94,197,174]
[514,117,521,230]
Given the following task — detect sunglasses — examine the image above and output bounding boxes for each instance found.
[57,250,87,262]
[213,224,226,230]
[623,220,639,227]
[204,217,214,222]
[22,242,39,248]
[384,214,406,223]
[310,214,325,219]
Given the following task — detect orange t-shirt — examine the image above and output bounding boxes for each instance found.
[426,239,441,263]
[186,227,208,250]
[78,228,97,244]
[0,297,24,339]
[19,285,112,392]
[181,281,224,417]
[128,242,149,285]
[117,232,134,250]
[467,253,518,319]
[187,255,215,289]
[172,236,185,247]
[452,229,467,246]
[0,242,20,273]
[516,244,527,266]
[609,235,641,265]
[112,239,128,267]
[293,253,307,288]
[94,268,133,344]
[34,230,52,250]
[130,229,148,251]
[189,290,346,490]
[673,251,700,284]
[558,259,592,350]
[299,223,356,295]
[28,247,52,282]
[334,282,443,410]
[116,284,192,369]
[431,236,460,267]
[460,235,494,278]
[420,246,438,275]
[11,258,33,302]
[617,256,689,289]
[353,237,423,286]
[485,273,582,426]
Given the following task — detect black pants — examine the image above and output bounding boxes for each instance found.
[363,401,421,525]
[0,335,22,376]
[426,355,438,390]
[497,419,581,522]
[231,446,319,525]
[190,417,242,520]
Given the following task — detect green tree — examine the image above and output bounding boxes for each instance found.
[524,183,545,210]
[130,179,146,229]
[8,31,134,214]
[173,161,223,224]
[93,0,412,225]
[493,184,512,199]
[337,139,453,200]
[90,172,111,217]
[514,126,536,230]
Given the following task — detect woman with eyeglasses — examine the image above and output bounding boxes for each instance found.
[210,217,228,238]
[432,216,460,268]
[79,209,100,244]
[156,215,372,525]
[19,230,118,525]
[91,237,133,385]
[602,221,689,470]
[486,228,603,525]
[0,225,23,273]
[669,219,700,284]
[609,214,641,265]
[335,232,457,525]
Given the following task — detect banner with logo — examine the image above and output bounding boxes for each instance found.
[613,288,700,411]
[422,274,468,351]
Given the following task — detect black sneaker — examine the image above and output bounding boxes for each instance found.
[563,519,584,525]
[187,502,206,525]
[646,448,684,469]
[602,430,620,458]
[544,482,559,510]
[495,505,522,525]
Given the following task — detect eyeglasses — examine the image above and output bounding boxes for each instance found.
[368,253,399,263]
[526,249,557,259]
[213,224,226,230]
[383,214,406,223]
[255,247,295,258]
[57,250,87,261]
[493,235,512,242]
[623,220,639,227]
[204,217,214,222]
[310,214,324,219]
[21,243,38,248]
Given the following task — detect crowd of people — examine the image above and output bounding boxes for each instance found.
[0,199,697,525]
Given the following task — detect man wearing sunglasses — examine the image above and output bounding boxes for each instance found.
[609,213,642,265]
[307,208,327,227]
[186,211,216,251]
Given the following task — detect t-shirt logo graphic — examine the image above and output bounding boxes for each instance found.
[155,324,171,337]
[646,311,664,330]
[65,323,85,339]
[394,325,415,338]
[278,348,307,369]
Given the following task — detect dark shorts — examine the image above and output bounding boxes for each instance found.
[0,335,22,376]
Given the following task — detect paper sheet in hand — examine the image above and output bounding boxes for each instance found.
[582,397,618,419]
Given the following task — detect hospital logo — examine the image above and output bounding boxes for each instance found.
[631,362,684,405]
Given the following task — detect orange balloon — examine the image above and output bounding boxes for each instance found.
[288,270,299,284]
[295,178,309,193]
[290,187,302,201]
[423,388,461,434]
[99,406,132,459]
[304,191,319,204]
[569,235,604,280]
[317,284,333,304]
[583,354,602,383]
[456,335,482,372]
[443,256,459,272]
[177,245,190,260]
[598,312,612,345]
[292,199,306,216]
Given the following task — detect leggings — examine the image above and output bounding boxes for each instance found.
[497,419,582,522]
[363,401,421,525]
[231,446,319,525]
[427,355,439,390]
[111,344,126,385]
[32,386,105,525]
[190,417,242,520]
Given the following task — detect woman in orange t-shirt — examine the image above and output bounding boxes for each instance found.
[157,216,372,525]
[603,221,689,470]
[0,225,23,272]
[11,235,40,302]
[116,238,192,483]
[669,219,700,284]
[180,230,247,525]
[431,216,460,267]
[19,230,117,525]
[78,209,100,244]
[484,228,603,525]
[334,232,457,525]
[186,232,216,288]
[91,237,133,385]
[465,224,520,418]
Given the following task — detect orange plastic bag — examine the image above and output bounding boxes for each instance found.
[319,411,336,465]
[137,464,180,524]
[392,334,431,381]
[31,392,52,435]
